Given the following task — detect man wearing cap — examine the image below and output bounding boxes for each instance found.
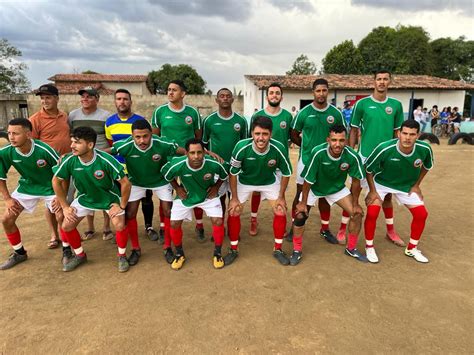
[69,87,113,241]
[29,83,70,248]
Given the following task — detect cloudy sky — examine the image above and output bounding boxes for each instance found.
[1,0,472,92]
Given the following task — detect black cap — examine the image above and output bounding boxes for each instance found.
[78,86,99,98]
[36,84,59,96]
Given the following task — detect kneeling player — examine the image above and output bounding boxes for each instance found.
[161,139,228,270]
[0,118,64,269]
[111,119,185,266]
[53,127,132,272]
[226,116,293,266]
[364,120,433,263]
[292,124,367,265]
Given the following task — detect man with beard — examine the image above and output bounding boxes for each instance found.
[248,83,292,236]
[290,78,347,244]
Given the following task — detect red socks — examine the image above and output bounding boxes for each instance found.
[127,218,140,250]
[115,228,128,256]
[251,192,261,217]
[64,229,85,256]
[170,227,183,248]
[347,233,358,250]
[163,217,171,249]
[319,210,330,231]
[364,205,381,247]
[227,215,240,250]
[6,229,22,250]
[383,207,395,231]
[212,225,225,247]
[407,206,428,250]
[339,210,350,231]
[194,208,203,229]
[273,214,286,250]
[159,204,165,230]
[293,235,303,252]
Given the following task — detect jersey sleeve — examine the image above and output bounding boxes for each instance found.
[192,108,201,131]
[350,100,363,128]
[240,117,249,139]
[0,148,11,180]
[161,159,178,182]
[215,161,228,180]
[365,144,384,175]
[422,144,434,170]
[110,143,118,156]
[291,110,304,132]
[275,145,293,177]
[53,155,72,180]
[229,144,244,176]
[201,116,211,144]
[394,101,404,130]
[348,151,365,180]
[151,107,161,129]
[301,152,318,185]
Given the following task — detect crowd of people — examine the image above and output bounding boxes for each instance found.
[0,69,434,273]
[425,105,463,136]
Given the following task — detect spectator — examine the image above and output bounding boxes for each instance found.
[450,107,462,133]
[342,101,352,126]
[430,105,439,134]
[413,106,426,132]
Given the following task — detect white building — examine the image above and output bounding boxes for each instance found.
[244,74,474,119]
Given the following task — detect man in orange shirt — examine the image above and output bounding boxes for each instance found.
[29,84,71,248]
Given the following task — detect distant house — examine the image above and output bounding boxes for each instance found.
[48,74,149,95]
[244,74,474,118]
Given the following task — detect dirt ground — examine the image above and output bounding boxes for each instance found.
[0,140,472,354]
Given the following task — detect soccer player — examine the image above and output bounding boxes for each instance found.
[292,124,367,265]
[105,88,159,242]
[53,127,132,272]
[364,120,433,263]
[111,119,185,266]
[69,86,113,241]
[161,138,228,270]
[248,83,292,236]
[290,78,347,244]
[225,116,293,266]
[341,69,405,247]
[202,88,248,218]
[151,80,207,242]
[0,118,63,269]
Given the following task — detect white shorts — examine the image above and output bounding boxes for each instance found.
[11,190,55,214]
[217,179,230,197]
[453,122,460,128]
[236,180,280,203]
[305,187,351,207]
[128,184,173,202]
[70,199,126,218]
[171,197,223,222]
[374,182,424,206]
[296,159,305,185]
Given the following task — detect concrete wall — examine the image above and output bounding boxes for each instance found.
[104,82,148,95]
[0,94,29,130]
[26,94,244,120]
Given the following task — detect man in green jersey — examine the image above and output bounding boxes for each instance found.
[161,138,228,270]
[343,69,405,247]
[202,88,247,218]
[292,124,367,265]
[225,116,293,266]
[112,119,185,266]
[248,83,292,236]
[364,120,433,264]
[53,127,132,272]
[0,118,64,270]
[151,80,207,242]
[290,78,347,244]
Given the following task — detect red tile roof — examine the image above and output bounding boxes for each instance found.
[245,74,474,90]
[48,74,147,83]
[52,82,115,95]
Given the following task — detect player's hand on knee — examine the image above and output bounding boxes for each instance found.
[64,206,78,223]
[408,185,423,201]
[295,201,308,215]
[176,187,188,200]
[273,198,287,215]
[352,204,364,217]
[108,203,124,219]
[206,185,219,199]
[6,198,22,216]
[51,198,62,214]
[228,198,241,215]
[365,191,382,206]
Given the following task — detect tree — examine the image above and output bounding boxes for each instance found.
[358,26,398,73]
[82,70,99,74]
[286,54,317,75]
[147,64,207,94]
[0,38,30,94]
[321,40,364,74]
[430,36,474,82]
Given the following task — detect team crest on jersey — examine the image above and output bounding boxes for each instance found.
[234,123,241,132]
[36,159,47,168]
[413,159,423,168]
[152,154,161,161]
[185,116,193,124]
[385,106,393,115]
[94,170,105,179]
[203,173,213,181]
[326,116,335,124]
[340,162,349,171]
[280,121,287,129]
[267,159,276,167]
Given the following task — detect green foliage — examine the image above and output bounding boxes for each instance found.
[82,70,99,74]
[286,54,317,75]
[322,40,364,74]
[430,36,473,81]
[147,64,207,94]
[0,38,30,94]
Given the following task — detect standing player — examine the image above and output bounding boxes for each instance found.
[341,70,405,247]
[292,124,367,265]
[202,88,247,218]
[111,120,185,266]
[0,118,63,269]
[105,89,159,241]
[53,127,132,272]
[364,120,433,263]
[69,86,113,241]
[248,83,292,236]
[290,78,347,244]
[225,116,293,266]
[161,139,228,270]
[151,80,206,242]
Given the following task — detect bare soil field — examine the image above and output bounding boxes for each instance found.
[0,141,472,354]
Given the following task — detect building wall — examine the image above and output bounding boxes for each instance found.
[104,82,148,95]
[26,94,243,120]
[0,94,28,130]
